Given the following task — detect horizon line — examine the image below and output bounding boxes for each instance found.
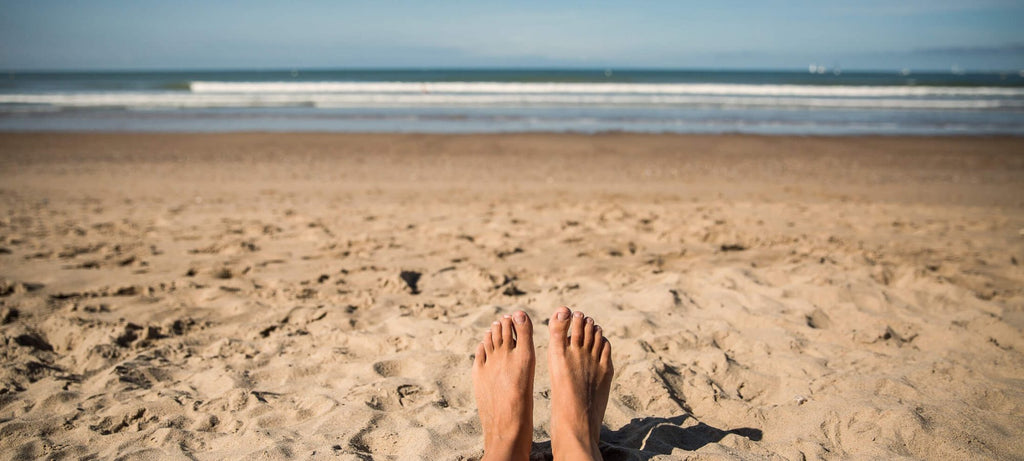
[4,65,1024,75]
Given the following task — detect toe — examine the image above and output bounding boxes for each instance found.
[483,329,495,353]
[569,310,586,346]
[512,310,534,352]
[591,325,604,356]
[474,342,486,367]
[490,321,503,347]
[583,317,595,349]
[549,306,572,352]
[499,316,515,349]
[600,336,613,367]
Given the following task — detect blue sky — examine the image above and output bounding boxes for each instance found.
[1,0,1022,71]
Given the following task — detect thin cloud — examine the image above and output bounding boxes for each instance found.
[912,43,1024,56]
[830,0,1023,16]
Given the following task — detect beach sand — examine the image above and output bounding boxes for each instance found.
[1,132,1023,460]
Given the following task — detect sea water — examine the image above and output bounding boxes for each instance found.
[1,69,1022,135]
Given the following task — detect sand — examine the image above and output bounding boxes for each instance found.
[1,132,1023,460]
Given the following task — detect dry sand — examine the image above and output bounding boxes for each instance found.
[1,133,1023,460]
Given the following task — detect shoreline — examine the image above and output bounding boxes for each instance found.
[3,131,1022,207]
[2,130,1023,138]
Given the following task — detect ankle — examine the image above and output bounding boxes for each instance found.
[552,431,600,461]
[483,445,530,461]
[483,432,531,461]
[483,447,527,461]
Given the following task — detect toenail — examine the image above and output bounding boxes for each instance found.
[556,311,569,321]
[493,321,499,325]
[514,312,526,324]
[586,318,594,324]
[503,314,512,319]
[573,311,583,318]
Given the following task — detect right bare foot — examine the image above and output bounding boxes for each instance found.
[547,306,614,461]
[473,311,536,461]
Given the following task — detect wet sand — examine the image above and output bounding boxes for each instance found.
[1,132,1023,460]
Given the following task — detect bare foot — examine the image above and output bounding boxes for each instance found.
[547,306,614,461]
[473,311,536,461]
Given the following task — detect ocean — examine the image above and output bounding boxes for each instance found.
[1,69,1023,135]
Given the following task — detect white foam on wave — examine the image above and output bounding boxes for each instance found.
[2,92,1022,110]
[189,81,1024,97]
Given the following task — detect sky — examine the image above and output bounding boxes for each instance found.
[1,0,1023,71]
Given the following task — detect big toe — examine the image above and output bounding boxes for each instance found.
[549,306,571,351]
[512,310,534,353]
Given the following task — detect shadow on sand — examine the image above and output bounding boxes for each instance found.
[531,414,762,461]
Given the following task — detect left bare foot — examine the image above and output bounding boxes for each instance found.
[472,311,536,461]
